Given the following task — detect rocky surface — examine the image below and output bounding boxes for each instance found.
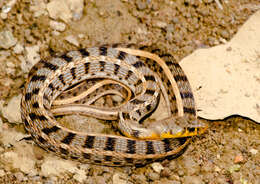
[181,10,260,123]
[0,0,259,183]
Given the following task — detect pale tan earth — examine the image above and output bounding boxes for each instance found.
[0,0,259,184]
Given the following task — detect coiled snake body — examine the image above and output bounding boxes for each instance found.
[21,45,207,166]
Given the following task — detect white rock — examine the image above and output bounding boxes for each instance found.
[180,10,260,123]
[214,166,221,172]
[49,20,66,32]
[249,148,258,155]
[78,33,84,39]
[0,50,11,60]
[0,143,37,175]
[1,129,26,147]
[112,173,128,184]
[23,45,40,73]
[29,0,47,17]
[0,169,5,177]
[47,0,83,22]
[73,169,87,183]
[151,162,164,173]
[41,156,79,177]
[67,0,84,21]
[17,14,24,24]
[6,61,15,75]
[13,43,24,54]
[1,0,17,14]
[0,94,22,123]
[47,0,71,22]
[51,30,61,36]
[14,172,24,182]
[0,12,7,19]
[155,21,167,28]
[18,55,29,73]
[65,35,79,46]
[0,29,17,49]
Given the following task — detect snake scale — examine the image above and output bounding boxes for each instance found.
[21,44,207,166]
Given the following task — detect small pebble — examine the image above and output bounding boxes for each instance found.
[65,35,79,47]
[249,148,258,155]
[24,45,41,72]
[177,169,184,177]
[160,167,171,177]
[147,172,160,181]
[0,30,17,49]
[169,174,180,181]
[49,20,66,32]
[0,94,22,123]
[13,43,24,54]
[73,169,87,183]
[220,30,229,39]
[113,173,128,184]
[46,0,72,22]
[154,21,167,28]
[0,12,7,19]
[131,174,147,183]
[151,162,164,173]
[214,166,221,172]
[0,169,5,177]
[51,30,60,36]
[14,172,24,182]
[169,161,177,171]
[95,175,107,184]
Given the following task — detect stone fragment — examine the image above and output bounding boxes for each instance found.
[0,12,7,19]
[41,156,79,177]
[113,173,128,184]
[49,20,66,32]
[0,143,37,175]
[151,162,164,173]
[73,169,87,183]
[0,169,5,177]
[46,0,83,22]
[65,35,79,47]
[13,43,24,54]
[1,0,17,14]
[0,29,17,49]
[0,94,22,123]
[29,0,47,17]
[21,45,40,73]
[249,148,258,155]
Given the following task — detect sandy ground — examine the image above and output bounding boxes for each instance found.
[0,0,259,183]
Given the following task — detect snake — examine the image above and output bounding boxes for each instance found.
[20,44,207,166]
